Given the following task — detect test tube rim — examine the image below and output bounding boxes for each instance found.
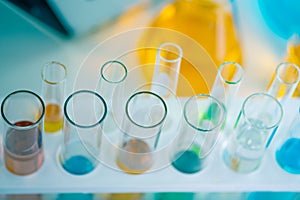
[183,94,226,132]
[64,90,107,129]
[125,90,168,129]
[218,61,244,85]
[42,61,67,85]
[100,60,128,84]
[1,89,45,130]
[241,92,283,130]
[275,62,300,85]
[157,42,183,63]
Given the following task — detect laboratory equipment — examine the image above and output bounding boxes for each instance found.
[151,42,182,98]
[223,93,283,173]
[267,62,299,104]
[210,61,244,132]
[171,94,225,174]
[41,61,66,133]
[60,90,107,175]
[98,60,127,132]
[1,90,45,175]
[116,91,167,174]
[276,106,300,174]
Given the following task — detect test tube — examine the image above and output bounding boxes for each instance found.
[170,94,225,174]
[151,42,182,97]
[223,93,283,173]
[267,62,300,104]
[210,62,244,130]
[1,90,45,175]
[97,60,127,132]
[60,90,107,175]
[41,61,66,133]
[116,91,167,174]
[98,60,127,108]
[285,34,300,97]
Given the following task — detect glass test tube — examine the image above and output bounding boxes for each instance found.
[60,90,107,175]
[276,106,300,174]
[151,42,182,97]
[268,62,300,104]
[171,94,225,174]
[210,62,244,129]
[116,91,167,174]
[151,42,182,133]
[223,93,283,173]
[285,34,300,97]
[1,90,45,175]
[98,60,127,132]
[41,61,66,133]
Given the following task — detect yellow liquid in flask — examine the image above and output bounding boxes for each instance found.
[267,37,300,98]
[138,0,243,96]
[286,41,300,97]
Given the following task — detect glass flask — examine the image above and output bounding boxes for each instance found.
[223,93,283,173]
[276,106,300,174]
[138,0,243,96]
[1,90,45,175]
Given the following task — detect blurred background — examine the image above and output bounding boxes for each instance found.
[0,0,299,199]
[1,0,299,97]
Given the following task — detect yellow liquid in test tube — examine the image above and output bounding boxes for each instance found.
[138,0,243,96]
[44,103,63,133]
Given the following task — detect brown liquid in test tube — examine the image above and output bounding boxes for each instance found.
[4,121,44,175]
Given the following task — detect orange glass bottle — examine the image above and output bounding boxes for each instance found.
[138,0,243,96]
